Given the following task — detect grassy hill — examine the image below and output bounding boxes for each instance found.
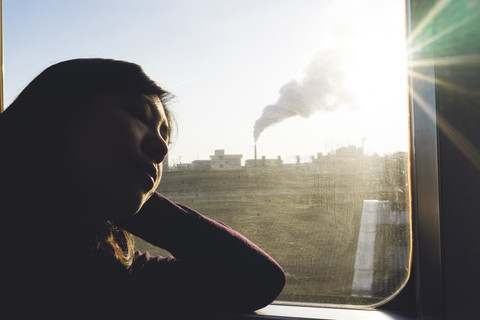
[135,164,410,305]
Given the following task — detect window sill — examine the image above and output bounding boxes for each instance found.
[229,304,417,320]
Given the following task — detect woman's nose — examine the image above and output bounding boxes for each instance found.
[141,135,168,164]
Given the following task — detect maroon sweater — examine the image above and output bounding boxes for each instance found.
[122,192,286,315]
[3,192,284,319]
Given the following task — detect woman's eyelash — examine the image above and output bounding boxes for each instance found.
[129,107,150,123]
[127,104,168,141]
[160,124,169,140]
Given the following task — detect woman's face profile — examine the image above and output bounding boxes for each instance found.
[64,93,169,220]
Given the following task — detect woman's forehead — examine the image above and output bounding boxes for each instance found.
[128,93,168,123]
[90,92,168,124]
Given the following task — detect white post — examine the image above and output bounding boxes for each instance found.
[352,200,389,296]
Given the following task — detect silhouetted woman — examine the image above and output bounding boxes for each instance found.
[0,59,285,319]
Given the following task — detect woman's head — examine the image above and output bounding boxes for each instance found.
[65,92,171,220]
[1,58,175,220]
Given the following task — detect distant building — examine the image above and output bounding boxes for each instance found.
[308,145,365,174]
[162,155,169,172]
[335,145,364,158]
[210,149,242,171]
[192,160,212,171]
[173,162,192,171]
[245,156,283,168]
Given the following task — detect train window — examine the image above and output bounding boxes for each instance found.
[4,0,412,311]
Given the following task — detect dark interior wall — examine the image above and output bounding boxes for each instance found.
[433,1,480,319]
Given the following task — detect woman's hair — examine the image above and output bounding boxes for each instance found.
[3,58,175,141]
[0,58,175,268]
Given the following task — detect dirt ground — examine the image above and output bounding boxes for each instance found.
[135,165,410,306]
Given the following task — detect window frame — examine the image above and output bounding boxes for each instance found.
[0,0,3,113]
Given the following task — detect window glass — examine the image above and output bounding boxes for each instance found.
[4,0,410,306]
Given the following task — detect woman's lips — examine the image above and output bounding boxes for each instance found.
[135,163,157,189]
[142,164,157,182]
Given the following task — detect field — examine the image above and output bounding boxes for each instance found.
[135,163,410,306]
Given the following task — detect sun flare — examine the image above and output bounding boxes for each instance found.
[256,1,411,158]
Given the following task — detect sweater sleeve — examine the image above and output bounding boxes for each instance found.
[120,192,285,314]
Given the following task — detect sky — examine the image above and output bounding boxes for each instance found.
[3,0,409,165]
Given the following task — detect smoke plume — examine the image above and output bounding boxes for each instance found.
[253,50,357,143]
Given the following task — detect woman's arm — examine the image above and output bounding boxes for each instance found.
[119,192,285,314]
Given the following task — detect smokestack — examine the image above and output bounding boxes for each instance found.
[254,144,257,167]
[163,155,169,172]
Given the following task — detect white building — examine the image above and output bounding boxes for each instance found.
[210,149,242,171]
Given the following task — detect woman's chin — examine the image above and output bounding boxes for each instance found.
[109,193,148,219]
[72,180,155,222]
[83,189,148,222]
